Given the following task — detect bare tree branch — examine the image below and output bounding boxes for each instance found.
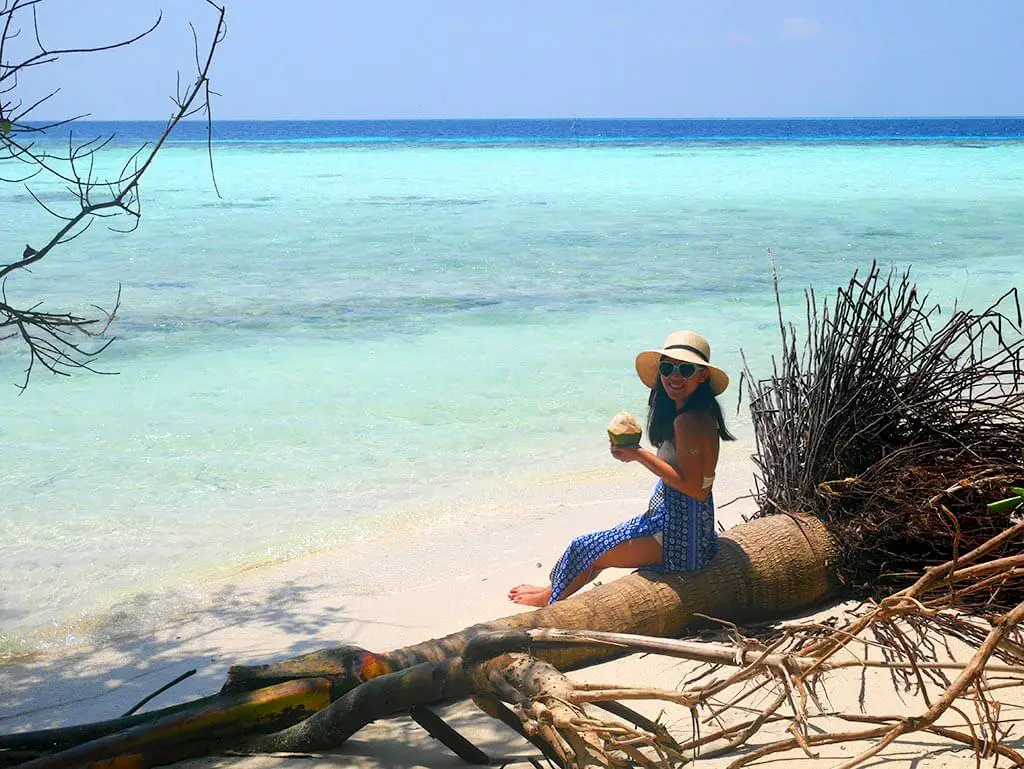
[0,0,226,390]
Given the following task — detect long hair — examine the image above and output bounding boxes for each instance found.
[646,378,736,447]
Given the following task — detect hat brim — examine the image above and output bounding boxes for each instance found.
[635,349,729,395]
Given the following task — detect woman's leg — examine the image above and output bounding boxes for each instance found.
[558,536,662,601]
[509,536,662,606]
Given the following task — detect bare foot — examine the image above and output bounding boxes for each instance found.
[510,585,552,606]
[508,583,545,599]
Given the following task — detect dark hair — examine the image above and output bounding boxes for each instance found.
[646,378,736,447]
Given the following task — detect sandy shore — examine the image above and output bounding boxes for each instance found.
[2,455,1021,767]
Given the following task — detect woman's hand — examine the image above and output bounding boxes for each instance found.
[610,443,642,462]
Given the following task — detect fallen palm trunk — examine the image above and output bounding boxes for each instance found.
[247,572,1024,765]
[0,514,837,765]
[223,513,838,696]
[213,515,840,758]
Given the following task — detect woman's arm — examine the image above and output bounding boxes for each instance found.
[610,412,719,500]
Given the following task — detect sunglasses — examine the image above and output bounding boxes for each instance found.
[658,361,701,379]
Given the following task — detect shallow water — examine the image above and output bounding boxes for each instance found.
[1,121,1022,652]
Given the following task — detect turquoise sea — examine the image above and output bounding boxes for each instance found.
[2,119,1023,654]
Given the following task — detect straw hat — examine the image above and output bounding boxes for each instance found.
[635,330,730,395]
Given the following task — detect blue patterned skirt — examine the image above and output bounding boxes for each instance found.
[548,480,718,603]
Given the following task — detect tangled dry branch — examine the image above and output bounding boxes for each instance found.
[466,567,1024,769]
[744,261,1024,600]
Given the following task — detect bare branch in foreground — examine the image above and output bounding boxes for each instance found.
[0,0,226,390]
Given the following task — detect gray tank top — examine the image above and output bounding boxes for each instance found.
[656,439,715,490]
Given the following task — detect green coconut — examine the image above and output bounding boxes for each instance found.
[607,411,642,447]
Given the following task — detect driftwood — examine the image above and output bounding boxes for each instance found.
[4,265,1024,767]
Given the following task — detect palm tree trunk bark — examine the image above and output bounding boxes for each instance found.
[226,513,839,755]
[225,513,839,692]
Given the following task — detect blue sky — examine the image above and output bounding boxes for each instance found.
[15,0,1024,120]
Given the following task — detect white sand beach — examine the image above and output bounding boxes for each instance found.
[2,455,1021,768]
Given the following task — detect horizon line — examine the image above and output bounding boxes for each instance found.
[30,114,1024,123]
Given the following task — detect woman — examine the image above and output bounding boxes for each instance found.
[508,330,735,607]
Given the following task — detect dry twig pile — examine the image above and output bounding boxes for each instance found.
[745,262,1024,600]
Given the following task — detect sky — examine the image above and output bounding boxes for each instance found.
[10,0,1024,120]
